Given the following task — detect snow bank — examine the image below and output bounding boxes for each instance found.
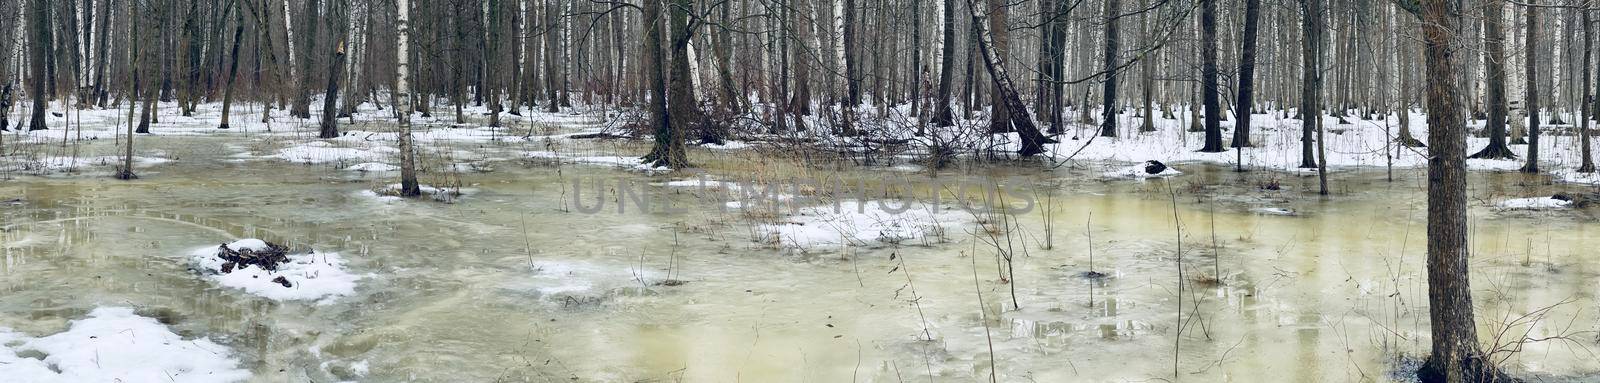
[189,239,359,304]
[1495,197,1572,210]
[757,200,968,249]
[0,307,251,383]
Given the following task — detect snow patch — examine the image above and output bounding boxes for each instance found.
[1495,197,1572,210]
[1250,207,1297,216]
[1102,163,1183,180]
[189,239,360,304]
[0,307,251,383]
[272,144,396,164]
[757,200,968,249]
[345,162,400,172]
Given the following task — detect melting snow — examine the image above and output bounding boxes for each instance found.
[189,239,360,304]
[0,307,251,383]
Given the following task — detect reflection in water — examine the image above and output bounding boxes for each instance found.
[0,136,1597,382]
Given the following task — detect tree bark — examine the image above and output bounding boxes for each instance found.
[1523,4,1541,173]
[26,0,48,131]
[641,0,686,168]
[219,2,245,129]
[1471,0,1516,159]
[1198,0,1224,152]
[985,0,1010,134]
[968,0,1052,156]
[1232,0,1261,148]
[544,0,560,113]
[318,0,348,139]
[1299,0,1321,169]
[1583,10,1595,173]
[1416,0,1511,380]
[396,0,420,196]
[293,0,319,118]
[1099,0,1120,138]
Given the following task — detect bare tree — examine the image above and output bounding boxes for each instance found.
[1197,0,1224,152]
[1416,0,1514,380]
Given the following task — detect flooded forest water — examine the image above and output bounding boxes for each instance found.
[2,128,1599,382]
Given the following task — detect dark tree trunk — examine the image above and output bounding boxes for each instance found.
[27,0,48,131]
[842,0,859,107]
[1299,0,1322,169]
[713,0,741,115]
[93,0,113,107]
[544,0,560,113]
[1416,0,1513,381]
[788,0,811,118]
[667,0,713,142]
[293,0,319,118]
[1232,0,1261,148]
[985,0,1010,134]
[1470,0,1516,159]
[318,0,348,139]
[487,0,503,128]
[1522,4,1541,173]
[1198,0,1224,152]
[968,0,1052,156]
[1099,0,1120,137]
[1582,10,1596,173]
[641,0,686,168]
[218,3,244,129]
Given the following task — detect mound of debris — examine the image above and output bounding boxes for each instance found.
[214,240,291,275]
[189,239,359,303]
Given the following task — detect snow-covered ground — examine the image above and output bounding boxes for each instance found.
[6,98,1600,186]
[188,239,360,304]
[0,307,251,383]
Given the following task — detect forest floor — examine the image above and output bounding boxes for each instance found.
[3,99,1596,188]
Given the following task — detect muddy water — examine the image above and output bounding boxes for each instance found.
[2,134,1598,382]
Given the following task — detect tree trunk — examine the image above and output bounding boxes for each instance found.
[118,0,141,180]
[842,0,859,107]
[667,0,711,142]
[488,0,504,128]
[318,0,348,139]
[293,0,319,118]
[1470,0,1516,159]
[93,0,113,107]
[27,0,48,131]
[1232,0,1261,148]
[1583,10,1595,173]
[396,0,420,196]
[968,0,1051,156]
[1299,0,1321,169]
[1523,4,1541,173]
[985,0,1010,134]
[641,0,686,168]
[544,0,560,113]
[1198,0,1224,152]
[218,3,244,129]
[930,0,956,127]
[1416,0,1513,381]
[1099,0,1120,138]
[714,0,741,115]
